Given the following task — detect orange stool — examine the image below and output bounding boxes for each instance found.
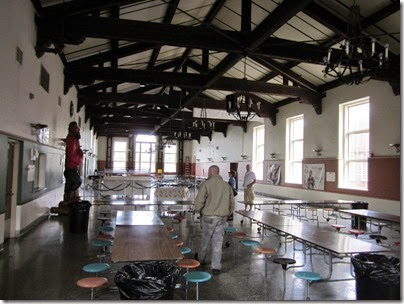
[177,259,200,299]
[174,240,184,247]
[77,277,108,300]
[256,247,277,280]
[349,229,365,238]
[331,224,346,233]
[231,232,248,263]
[166,226,174,233]
[96,234,114,240]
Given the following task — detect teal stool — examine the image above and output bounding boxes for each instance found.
[83,263,110,276]
[241,239,260,270]
[295,271,321,300]
[92,239,113,262]
[97,226,114,233]
[184,271,212,300]
[181,247,192,255]
[224,227,237,248]
[171,233,178,239]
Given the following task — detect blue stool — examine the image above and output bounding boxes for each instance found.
[224,227,237,248]
[241,239,260,270]
[181,247,192,255]
[92,239,113,262]
[83,263,110,276]
[184,271,212,300]
[171,233,178,239]
[295,271,321,300]
[97,226,114,233]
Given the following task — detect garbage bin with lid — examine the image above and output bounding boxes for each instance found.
[69,201,92,233]
[351,201,368,229]
[351,253,400,300]
[115,261,180,300]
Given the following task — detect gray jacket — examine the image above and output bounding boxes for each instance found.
[194,174,235,216]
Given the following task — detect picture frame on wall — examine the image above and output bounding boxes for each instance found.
[303,164,325,190]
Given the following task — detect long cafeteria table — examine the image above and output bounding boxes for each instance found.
[111,210,183,263]
[338,209,400,225]
[236,210,389,281]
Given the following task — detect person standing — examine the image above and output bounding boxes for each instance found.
[194,165,235,275]
[64,121,83,201]
[243,164,256,211]
[228,170,237,196]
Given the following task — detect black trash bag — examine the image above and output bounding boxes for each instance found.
[115,261,180,300]
[351,253,400,300]
[69,201,92,233]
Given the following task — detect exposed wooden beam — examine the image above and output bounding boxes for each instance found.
[241,0,251,33]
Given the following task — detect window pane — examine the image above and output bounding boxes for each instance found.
[114,141,127,151]
[165,164,176,172]
[348,103,369,132]
[292,119,303,139]
[348,133,369,159]
[347,162,368,189]
[257,162,263,180]
[257,146,264,160]
[291,162,302,182]
[164,145,177,153]
[114,151,126,161]
[291,141,303,160]
[135,152,140,162]
[165,154,176,162]
[113,161,126,169]
[141,144,150,153]
[140,162,150,171]
[141,153,149,162]
[136,135,156,142]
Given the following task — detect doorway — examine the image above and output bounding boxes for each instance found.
[5,140,20,240]
[230,162,239,190]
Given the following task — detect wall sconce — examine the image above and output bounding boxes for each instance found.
[270,153,276,159]
[196,158,200,162]
[207,157,213,162]
[29,93,35,100]
[222,157,228,161]
[240,154,248,160]
[82,149,89,155]
[389,143,400,154]
[312,149,322,157]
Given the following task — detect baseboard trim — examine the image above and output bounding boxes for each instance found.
[16,213,49,237]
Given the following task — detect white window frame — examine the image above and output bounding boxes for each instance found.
[134,135,157,173]
[163,142,178,174]
[285,114,304,184]
[252,125,265,180]
[112,139,128,170]
[338,97,369,190]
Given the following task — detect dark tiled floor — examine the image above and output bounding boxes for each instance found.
[0,199,400,301]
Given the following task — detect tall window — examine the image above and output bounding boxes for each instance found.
[164,143,177,173]
[339,97,369,190]
[285,115,304,184]
[135,135,156,173]
[113,140,127,169]
[252,125,265,180]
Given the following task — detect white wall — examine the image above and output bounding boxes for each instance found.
[0,1,97,243]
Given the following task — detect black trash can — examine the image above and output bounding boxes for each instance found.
[115,261,180,300]
[351,253,400,300]
[351,201,368,229]
[69,201,92,233]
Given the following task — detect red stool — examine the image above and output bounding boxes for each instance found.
[77,277,108,300]
[256,247,277,280]
[349,229,365,238]
[96,234,114,240]
[331,224,346,233]
[174,240,184,247]
[166,226,174,233]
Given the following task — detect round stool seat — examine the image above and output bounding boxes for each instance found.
[77,277,108,289]
[97,216,110,221]
[224,227,237,233]
[180,247,192,255]
[177,259,200,269]
[171,233,178,239]
[174,215,185,220]
[174,240,184,247]
[295,271,321,282]
[256,247,276,255]
[349,229,365,237]
[83,263,110,273]
[96,234,114,240]
[97,226,114,233]
[184,271,212,283]
[373,222,388,227]
[92,239,113,247]
[323,208,334,212]
[99,211,111,216]
[241,239,260,247]
[232,232,247,239]
[167,211,177,215]
[273,258,296,270]
[166,226,174,233]
[331,224,346,232]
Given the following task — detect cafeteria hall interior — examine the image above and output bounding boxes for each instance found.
[0,0,401,301]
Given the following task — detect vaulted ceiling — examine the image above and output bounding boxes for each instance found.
[32,0,400,140]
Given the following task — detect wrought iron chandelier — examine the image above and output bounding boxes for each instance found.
[173,131,192,141]
[322,2,389,85]
[192,107,214,135]
[226,57,261,121]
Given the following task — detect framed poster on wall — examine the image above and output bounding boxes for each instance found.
[267,163,281,185]
[303,164,325,190]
